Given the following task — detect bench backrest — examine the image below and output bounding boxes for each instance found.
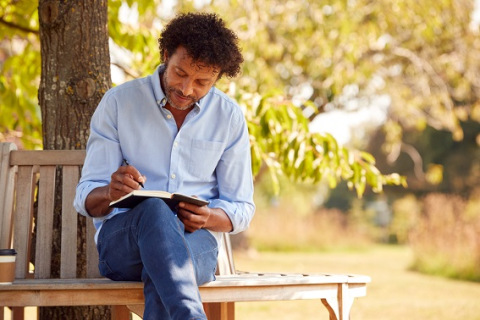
[0,142,235,281]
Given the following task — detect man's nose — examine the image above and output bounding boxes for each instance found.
[181,79,194,96]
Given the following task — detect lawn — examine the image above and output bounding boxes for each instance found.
[233,245,480,320]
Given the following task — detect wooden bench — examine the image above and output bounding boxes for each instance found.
[0,142,371,320]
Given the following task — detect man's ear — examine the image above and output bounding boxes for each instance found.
[163,50,169,63]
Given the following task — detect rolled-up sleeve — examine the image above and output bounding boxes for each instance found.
[74,181,108,217]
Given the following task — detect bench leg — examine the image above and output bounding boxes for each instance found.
[113,303,234,319]
[203,302,234,320]
[321,283,354,320]
[111,305,131,320]
[0,307,24,320]
[127,304,145,318]
[322,297,339,320]
[11,307,25,320]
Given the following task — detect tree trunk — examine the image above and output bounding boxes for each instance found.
[38,1,111,318]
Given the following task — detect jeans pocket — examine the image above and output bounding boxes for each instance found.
[98,260,126,281]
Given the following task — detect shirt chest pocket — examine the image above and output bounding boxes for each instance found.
[188,140,224,180]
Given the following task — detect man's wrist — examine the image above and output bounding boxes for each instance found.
[85,185,114,217]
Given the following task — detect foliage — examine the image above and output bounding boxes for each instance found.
[205,0,480,135]
[0,0,414,196]
[108,0,162,78]
[249,204,373,252]
[249,175,373,252]
[204,0,479,195]
[389,194,420,244]
[367,118,480,196]
[409,192,480,282]
[0,1,41,148]
[232,88,405,196]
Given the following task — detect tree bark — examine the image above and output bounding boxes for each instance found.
[38,1,111,318]
[39,0,110,149]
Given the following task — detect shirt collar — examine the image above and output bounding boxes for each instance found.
[152,65,167,107]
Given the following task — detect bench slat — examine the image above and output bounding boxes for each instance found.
[35,166,56,279]
[86,219,101,278]
[0,142,17,248]
[60,166,80,278]
[13,166,37,279]
[0,275,369,305]
[0,273,370,289]
[10,150,86,166]
[217,234,235,275]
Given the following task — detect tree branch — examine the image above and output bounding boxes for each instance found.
[111,62,140,79]
[0,17,39,35]
[391,46,454,113]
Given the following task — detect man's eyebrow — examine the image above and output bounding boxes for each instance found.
[175,65,217,82]
[174,66,187,74]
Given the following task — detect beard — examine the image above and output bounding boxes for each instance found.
[162,70,197,111]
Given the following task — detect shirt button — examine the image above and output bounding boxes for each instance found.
[171,173,176,179]
[167,115,172,119]
[173,142,178,148]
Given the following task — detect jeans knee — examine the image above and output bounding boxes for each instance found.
[134,198,180,233]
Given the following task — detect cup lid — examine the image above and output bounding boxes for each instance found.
[0,249,17,255]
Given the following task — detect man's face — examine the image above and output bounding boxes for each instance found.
[162,46,220,111]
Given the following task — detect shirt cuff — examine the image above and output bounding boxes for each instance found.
[208,199,254,234]
[74,181,108,217]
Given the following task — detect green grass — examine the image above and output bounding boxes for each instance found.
[233,245,480,320]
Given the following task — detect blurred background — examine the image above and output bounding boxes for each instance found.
[1,0,480,319]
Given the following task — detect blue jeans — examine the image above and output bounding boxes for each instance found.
[97,198,218,320]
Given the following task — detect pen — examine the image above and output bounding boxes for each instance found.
[123,158,145,188]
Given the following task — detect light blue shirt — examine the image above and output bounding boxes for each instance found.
[74,65,255,244]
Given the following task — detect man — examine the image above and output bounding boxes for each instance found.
[74,12,255,320]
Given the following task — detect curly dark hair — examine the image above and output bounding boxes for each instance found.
[158,12,243,78]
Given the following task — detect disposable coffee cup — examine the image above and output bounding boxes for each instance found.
[0,249,17,284]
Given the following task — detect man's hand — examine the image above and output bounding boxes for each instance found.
[108,165,146,201]
[85,164,146,217]
[177,202,233,233]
